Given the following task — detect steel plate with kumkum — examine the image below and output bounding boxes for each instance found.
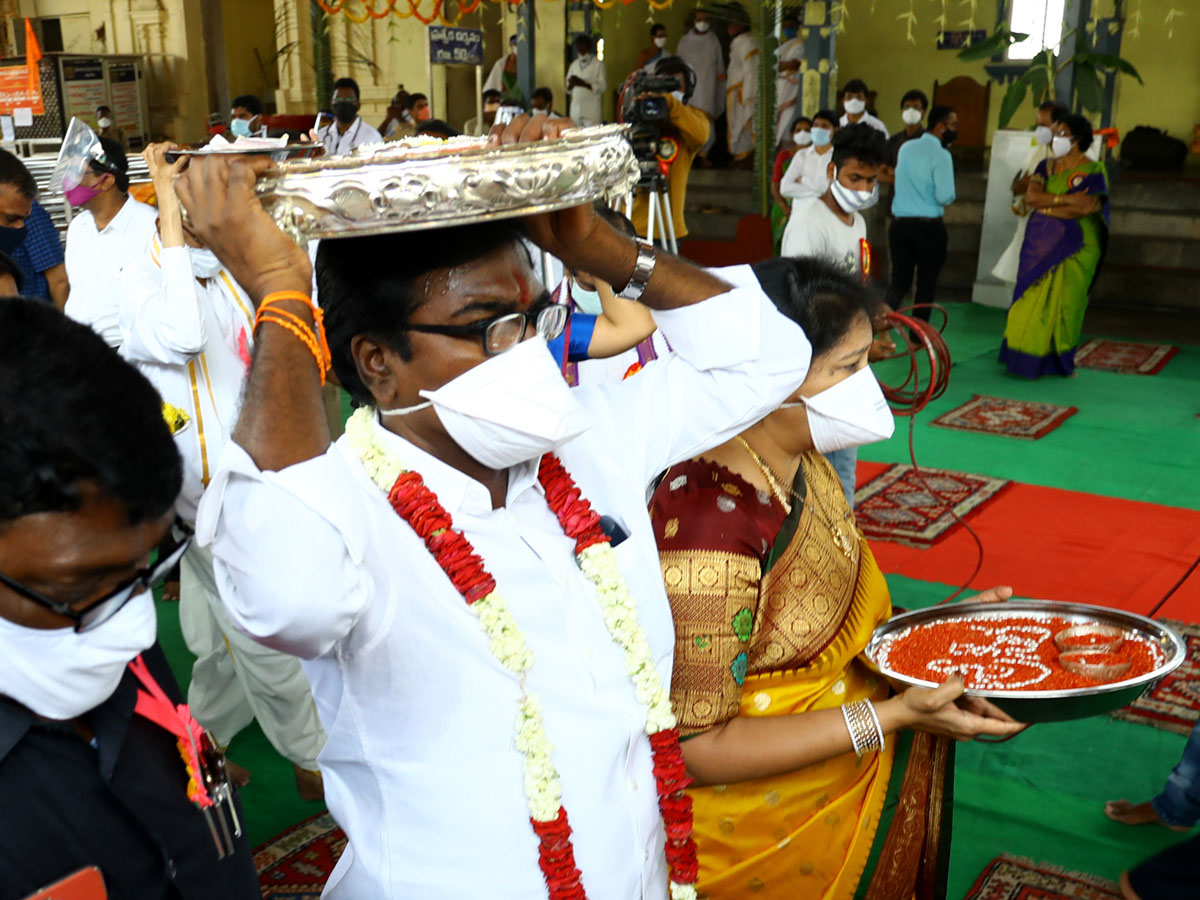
[861,600,1186,723]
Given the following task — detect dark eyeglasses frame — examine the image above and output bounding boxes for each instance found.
[0,535,193,633]
[407,298,569,356]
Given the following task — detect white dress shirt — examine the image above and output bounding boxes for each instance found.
[567,56,607,126]
[119,239,255,523]
[316,117,384,156]
[839,110,890,136]
[195,265,811,900]
[63,197,158,347]
[779,144,834,201]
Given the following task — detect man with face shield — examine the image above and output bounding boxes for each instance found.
[0,300,260,897]
[175,113,816,898]
[117,143,327,802]
[650,255,1024,900]
[315,77,383,155]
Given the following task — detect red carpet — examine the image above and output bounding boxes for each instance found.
[963,855,1121,900]
[856,461,1200,624]
[931,394,1078,440]
[1075,338,1179,375]
[1113,619,1200,735]
[255,811,342,897]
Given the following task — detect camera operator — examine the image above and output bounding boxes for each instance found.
[630,56,710,242]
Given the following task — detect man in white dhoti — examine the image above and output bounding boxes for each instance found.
[483,35,522,102]
[567,35,607,127]
[725,9,758,163]
[175,114,814,899]
[774,12,805,148]
[119,145,327,801]
[676,9,725,159]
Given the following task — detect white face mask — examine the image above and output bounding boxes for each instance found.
[1034,125,1053,146]
[190,247,224,278]
[654,36,668,48]
[901,107,923,126]
[781,366,895,453]
[844,97,866,115]
[97,117,113,129]
[793,130,813,147]
[578,52,593,62]
[830,170,879,213]
[0,593,157,720]
[1051,135,1073,158]
[571,279,604,315]
[381,336,590,470]
[694,20,710,32]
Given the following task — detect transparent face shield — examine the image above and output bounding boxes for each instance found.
[49,117,106,193]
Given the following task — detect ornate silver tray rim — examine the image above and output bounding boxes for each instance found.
[861,599,1186,701]
[254,125,640,241]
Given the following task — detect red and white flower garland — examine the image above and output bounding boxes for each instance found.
[346,408,698,900]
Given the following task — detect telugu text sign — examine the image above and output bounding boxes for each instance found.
[0,65,44,116]
[428,26,483,66]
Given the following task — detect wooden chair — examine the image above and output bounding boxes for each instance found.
[932,75,990,165]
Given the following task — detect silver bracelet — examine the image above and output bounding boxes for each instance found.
[865,699,886,753]
[617,238,656,302]
[842,700,882,758]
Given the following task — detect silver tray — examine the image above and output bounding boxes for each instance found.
[253,125,640,242]
[861,600,1186,723]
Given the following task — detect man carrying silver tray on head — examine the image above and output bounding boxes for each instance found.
[176,114,812,900]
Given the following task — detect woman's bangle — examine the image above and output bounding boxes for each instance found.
[841,700,883,759]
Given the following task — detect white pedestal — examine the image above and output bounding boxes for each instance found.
[972,129,1038,308]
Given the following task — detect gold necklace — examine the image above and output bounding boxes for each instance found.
[735,438,856,558]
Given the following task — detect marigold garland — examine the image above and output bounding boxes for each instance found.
[346,407,697,899]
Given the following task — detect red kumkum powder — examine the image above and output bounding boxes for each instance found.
[881,615,1163,691]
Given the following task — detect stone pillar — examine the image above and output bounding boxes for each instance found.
[273,0,316,114]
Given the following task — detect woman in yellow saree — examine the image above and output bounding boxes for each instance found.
[651,258,1024,900]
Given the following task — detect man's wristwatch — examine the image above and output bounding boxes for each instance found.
[617,238,656,302]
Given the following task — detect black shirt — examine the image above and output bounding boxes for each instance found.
[0,644,259,900]
[887,125,925,168]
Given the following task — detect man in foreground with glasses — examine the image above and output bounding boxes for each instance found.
[180,114,814,898]
[0,299,259,898]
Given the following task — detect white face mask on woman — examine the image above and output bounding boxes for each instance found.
[0,592,157,720]
[381,336,591,470]
[1051,135,1074,158]
[793,129,813,147]
[780,366,895,452]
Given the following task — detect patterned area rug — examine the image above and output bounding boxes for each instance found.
[255,811,344,898]
[1075,339,1179,375]
[963,855,1122,900]
[932,394,1078,440]
[1114,618,1200,736]
[853,465,1010,548]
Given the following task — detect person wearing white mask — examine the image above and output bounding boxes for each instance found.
[119,143,327,803]
[773,12,805,148]
[771,115,812,249]
[838,78,889,137]
[651,255,1022,900]
[635,23,671,73]
[95,103,125,148]
[992,100,1068,284]
[676,9,725,161]
[566,34,608,127]
[878,89,929,188]
[0,300,261,897]
[779,108,837,206]
[175,112,816,899]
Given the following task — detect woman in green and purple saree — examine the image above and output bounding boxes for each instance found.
[999,114,1109,379]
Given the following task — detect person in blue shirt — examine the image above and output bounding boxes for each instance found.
[0,149,68,309]
[888,104,957,322]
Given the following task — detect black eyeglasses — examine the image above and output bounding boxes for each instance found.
[0,536,193,633]
[407,297,570,356]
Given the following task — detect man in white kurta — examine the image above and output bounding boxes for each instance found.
[118,150,326,791]
[186,204,812,896]
[675,13,724,156]
[566,36,608,127]
[774,18,806,148]
[726,23,759,160]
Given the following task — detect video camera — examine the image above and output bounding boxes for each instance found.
[622,72,682,189]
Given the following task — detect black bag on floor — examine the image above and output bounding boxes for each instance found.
[1120,126,1188,170]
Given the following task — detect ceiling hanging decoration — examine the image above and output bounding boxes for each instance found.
[318,0,673,25]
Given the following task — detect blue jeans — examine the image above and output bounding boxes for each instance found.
[1152,719,1200,828]
[824,448,858,508]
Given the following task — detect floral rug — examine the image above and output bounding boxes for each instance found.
[1113,618,1200,736]
[255,811,343,898]
[853,465,1010,548]
[963,855,1122,900]
[1075,339,1178,375]
[931,394,1078,440]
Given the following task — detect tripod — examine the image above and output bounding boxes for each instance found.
[623,173,678,255]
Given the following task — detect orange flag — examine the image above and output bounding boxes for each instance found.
[23,17,44,115]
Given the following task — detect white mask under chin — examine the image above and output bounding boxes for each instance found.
[380,336,590,470]
[780,366,895,452]
[0,592,157,720]
[189,247,224,278]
